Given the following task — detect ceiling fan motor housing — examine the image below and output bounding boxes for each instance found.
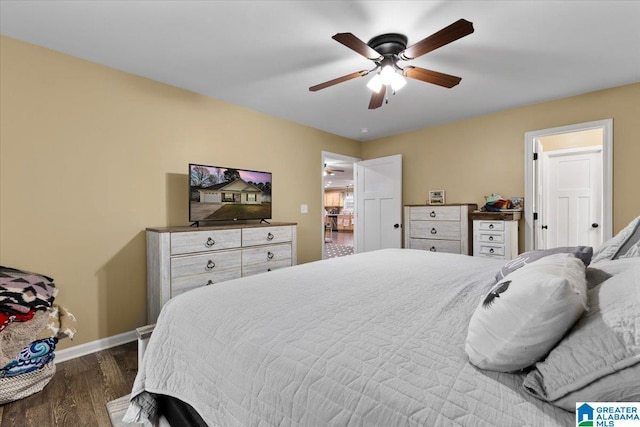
[367,33,408,56]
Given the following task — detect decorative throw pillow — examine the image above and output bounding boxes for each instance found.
[523,265,640,411]
[591,216,640,263]
[495,246,593,281]
[586,257,640,289]
[466,253,587,372]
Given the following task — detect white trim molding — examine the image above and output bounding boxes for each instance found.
[524,119,613,251]
[54,330,137,364]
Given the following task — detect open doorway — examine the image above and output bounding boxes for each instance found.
[524,119,612,251]
[321,152,359,259]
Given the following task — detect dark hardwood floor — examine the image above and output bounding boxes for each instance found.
[0,341,138,427]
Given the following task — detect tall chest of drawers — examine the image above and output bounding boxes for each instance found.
[470,211,520,260]
[146,222,297,323]
[404,204,477,255]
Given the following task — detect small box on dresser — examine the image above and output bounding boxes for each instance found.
[146,222,297,323]
[404,204,477,255]
[470,211,520,260]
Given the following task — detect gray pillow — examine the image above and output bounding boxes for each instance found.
[587,257,640,289]
[495,246,593,281]
[591,216,640,263]
[522,265,640,411]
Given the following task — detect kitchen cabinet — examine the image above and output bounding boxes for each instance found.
[324,191,343,207]
[337,214,353,232]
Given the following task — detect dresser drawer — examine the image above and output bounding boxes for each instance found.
[242,259,292,276]
[478,233,504,243]
[170,229,241,255]
[242,226,292,247]
[171,250,242,279]
[409,206,460,221]
[242,243,291,266]
[410,220,460,240]
[477,244,505,257]
[477,221,504,231]
[408,238,461,254]
[171,269,242,298]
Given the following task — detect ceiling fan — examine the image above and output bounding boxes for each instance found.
[324,163,345,176]
[309,19,474,109]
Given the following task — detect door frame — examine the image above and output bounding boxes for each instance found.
[321,151,360,259]
[524,119,612,251]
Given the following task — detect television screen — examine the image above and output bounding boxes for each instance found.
[189,163,272,223]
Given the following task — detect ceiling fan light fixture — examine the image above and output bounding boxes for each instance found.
[367,74,383,93]
[379,65,396,85]
[391,72,407,91]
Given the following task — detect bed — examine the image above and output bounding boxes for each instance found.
[124,227,640,426]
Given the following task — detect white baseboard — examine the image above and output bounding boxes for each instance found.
[55,330,137,364]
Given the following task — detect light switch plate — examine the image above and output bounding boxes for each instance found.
[300,204,308,214]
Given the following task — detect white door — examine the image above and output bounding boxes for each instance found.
[543,148,603,248]
[354,154,402,253]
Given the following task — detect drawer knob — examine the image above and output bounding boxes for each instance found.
[267,251,274,260]
[429,246,436,252]
[267,232,274,241]
[267,268,272,272]
[489,248,495,254]
[205,237,215,247]
[430,211,436,218]
[206,280,214,286]
[489,224,494,229]
[430,228,437,234]
[489,236,494,241]
[206,260,216,270]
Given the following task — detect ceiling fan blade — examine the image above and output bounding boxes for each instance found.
[368,85,386,109]
[399,19,474,60]
[332,33,383,61]
[309,70,369,92]
[405,66,462,88]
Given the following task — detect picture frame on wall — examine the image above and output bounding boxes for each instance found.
[428,190,445,205]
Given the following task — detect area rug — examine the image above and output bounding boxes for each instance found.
[106,394,144,427]
[325,243,355,258]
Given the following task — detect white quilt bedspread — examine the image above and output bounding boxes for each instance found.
[126,249,574,426]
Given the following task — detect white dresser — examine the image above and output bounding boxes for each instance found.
[470,212,520,260]
[146,222,297,323]
[404,204,477,255]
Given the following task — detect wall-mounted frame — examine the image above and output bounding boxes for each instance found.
[428,190,445,205]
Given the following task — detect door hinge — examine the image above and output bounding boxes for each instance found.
[533,153,538,161]
[533,212,538,220]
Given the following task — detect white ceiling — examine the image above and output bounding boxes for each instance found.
[1,1,639,142]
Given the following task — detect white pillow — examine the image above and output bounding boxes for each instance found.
[466,253,588,372]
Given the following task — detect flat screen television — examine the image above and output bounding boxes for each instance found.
[189,163,272,224]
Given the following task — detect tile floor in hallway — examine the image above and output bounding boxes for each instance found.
[324,230,354,259]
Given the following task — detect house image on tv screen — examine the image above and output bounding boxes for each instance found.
[198,179,266,205]
[189,165,272,221]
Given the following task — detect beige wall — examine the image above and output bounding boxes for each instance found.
[0,37,360,348]
[2,35,639,350]
[362,82,640,248]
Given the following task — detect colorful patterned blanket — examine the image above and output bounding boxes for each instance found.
[0,266,57,314]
